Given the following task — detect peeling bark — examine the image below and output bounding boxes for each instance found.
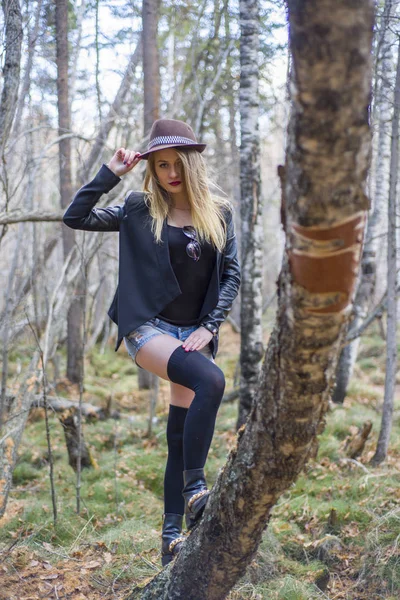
[125,1,374,599]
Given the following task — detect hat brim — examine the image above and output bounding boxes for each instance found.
[139,143,206,160]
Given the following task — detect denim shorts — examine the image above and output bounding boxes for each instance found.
[124,316,213,370]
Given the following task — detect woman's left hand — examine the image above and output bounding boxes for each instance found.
[182,326,213,352]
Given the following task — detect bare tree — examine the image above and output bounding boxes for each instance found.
[371,33,400,465]
[55,0,84,384]
[143,0,160,136]
[125,0,374,597]
[0,0,22,152]
[80,37,142,181]
[12,0,43,138]
[139,0,160,393]
[237,0,264,429]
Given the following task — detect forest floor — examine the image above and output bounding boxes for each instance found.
[1,320,400,600]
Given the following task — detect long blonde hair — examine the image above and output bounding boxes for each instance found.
[143,149,232,252]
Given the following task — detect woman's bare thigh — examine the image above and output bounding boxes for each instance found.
[135,334,185,380]
[136,334,208,408]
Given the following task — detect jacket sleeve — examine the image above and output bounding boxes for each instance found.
[201,208,241,335]
[63,164,124,231]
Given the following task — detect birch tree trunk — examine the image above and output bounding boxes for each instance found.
[56,0,84,384]
[333,0,396,403]
[125,1,374,598]
[237,0,264,429]
[371,33,400,465]
[0,0,22,152]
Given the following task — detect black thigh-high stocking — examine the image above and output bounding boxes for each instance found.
[167,346,226,470]
[164,404,188,514]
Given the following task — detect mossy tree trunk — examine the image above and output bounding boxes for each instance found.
[125,1,374,598]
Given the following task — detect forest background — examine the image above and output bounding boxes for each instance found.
[0,0,399,599]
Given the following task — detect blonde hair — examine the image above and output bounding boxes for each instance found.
[143,149,232,253]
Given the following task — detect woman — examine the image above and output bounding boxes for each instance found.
[63,118,241,566]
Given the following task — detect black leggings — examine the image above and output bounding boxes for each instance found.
[163,345,225,514]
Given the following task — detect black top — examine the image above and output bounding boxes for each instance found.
[157,225,217,325]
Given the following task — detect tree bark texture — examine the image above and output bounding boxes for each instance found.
[142,0,160,137]
[371,33,400,465]
[55,0,83,384]
[0,0,22,152]
[125,2,374,599]
[237,0,264,429]
[332,0,396,404]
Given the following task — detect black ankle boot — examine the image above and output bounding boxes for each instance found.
[182,468,209,530]
[161,513,185,566]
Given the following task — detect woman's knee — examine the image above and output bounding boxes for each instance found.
[202,363,225,398]
[200,365,225,406]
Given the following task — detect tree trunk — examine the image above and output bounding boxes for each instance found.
[332,0,396,404]
[140,0,160,395]
[11,0,43,138]
[125,1,374,598]
[0,0,22,152]
[55,0,84,384]
[59,409,95,471]
[237,0,264,429]
[0,224,24,428]
[142,0,160,136]
[371,33,400,465]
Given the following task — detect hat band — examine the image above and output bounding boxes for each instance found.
[148,135,197,150]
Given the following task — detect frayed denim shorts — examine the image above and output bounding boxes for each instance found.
[124,316,213,370]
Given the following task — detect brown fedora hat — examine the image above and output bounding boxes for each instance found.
[139,118,206,159]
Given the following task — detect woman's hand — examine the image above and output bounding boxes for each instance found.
[107,148,142,177]
[182,326,213,352]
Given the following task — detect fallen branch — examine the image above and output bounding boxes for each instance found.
[29,395,121,420]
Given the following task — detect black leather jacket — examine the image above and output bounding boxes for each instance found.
[63,164,241,356]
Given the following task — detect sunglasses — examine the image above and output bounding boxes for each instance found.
[182,226,201,261]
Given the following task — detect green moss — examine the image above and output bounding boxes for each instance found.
[12,462,41,485]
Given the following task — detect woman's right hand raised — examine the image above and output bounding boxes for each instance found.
[107,148,142,177]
